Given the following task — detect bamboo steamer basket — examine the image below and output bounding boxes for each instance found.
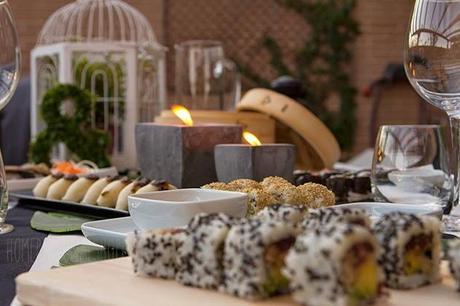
[237,89,341,170]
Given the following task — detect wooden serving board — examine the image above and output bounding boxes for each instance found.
[16,258,460,306]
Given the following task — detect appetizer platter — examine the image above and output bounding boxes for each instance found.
[11,170,177,218]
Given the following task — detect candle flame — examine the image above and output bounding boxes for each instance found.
[243,131,262,146]
[171,104,194,126]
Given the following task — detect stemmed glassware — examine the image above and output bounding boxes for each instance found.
[0,0,21,234]
[404,0,460,212]
[174,40,240,111]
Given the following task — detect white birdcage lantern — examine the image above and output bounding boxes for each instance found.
[31,0,166,169]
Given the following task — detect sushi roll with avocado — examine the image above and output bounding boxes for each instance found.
[176,213,235,289]
[301,207,371,231]
[256,204,308,224]
[125,228,186,279]
[373,212,441,289]
[283,223,382,306]
[447,240,460,290]
[222,218,297,299]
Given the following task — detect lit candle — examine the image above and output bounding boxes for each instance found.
[214,131,296,183]
[135,105,242,188]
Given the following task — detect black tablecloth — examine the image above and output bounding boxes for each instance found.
[0,206,47,306]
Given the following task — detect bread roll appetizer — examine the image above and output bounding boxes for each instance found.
[62,174,99,202]
[115,178,150,211]
[135,180,177,194]
[81,176,118,205]
[97,177,131,208]
[33,173,63,198]
[46,175,78,200]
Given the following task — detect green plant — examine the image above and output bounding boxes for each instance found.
[238,0,360,150]
[29,84,111,167]
[73,54,126,125]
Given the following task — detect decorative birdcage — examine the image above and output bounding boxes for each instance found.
[31,0,166,169]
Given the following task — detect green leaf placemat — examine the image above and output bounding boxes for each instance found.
[30,211,95,233]
[59,244,127,267]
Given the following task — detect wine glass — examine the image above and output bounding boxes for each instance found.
[174,40,240,110]
[404,0,460,211]
[0,0,21,234]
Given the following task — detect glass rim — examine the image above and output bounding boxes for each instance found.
[379,124,441,129]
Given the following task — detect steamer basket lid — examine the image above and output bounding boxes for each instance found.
[237,88,341,170]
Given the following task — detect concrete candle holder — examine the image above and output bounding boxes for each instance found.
[214,144,296,183]
[135,123,242,188]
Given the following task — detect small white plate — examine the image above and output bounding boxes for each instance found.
[338,202,443,220]
[81,217,135,250]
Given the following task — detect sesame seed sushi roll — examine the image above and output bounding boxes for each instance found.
[284,224,382,306]
[126,228,186,279]
[447,240,460,290]
[256,204,307,224]
[176,213,235,289]
[373,212,441,289]
[222,218,297,300]
[301,207,371,231]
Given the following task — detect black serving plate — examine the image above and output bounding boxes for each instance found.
[11,191,129,219]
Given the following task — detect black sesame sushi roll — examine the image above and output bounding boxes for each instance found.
[125,228,186,279]
[256,204,308,224]
[284,223,382,306]
[373,212,441,289]
[222,218,297,299]
[176,213,235,289]
[301,207,371,231]
[447,240,460,290]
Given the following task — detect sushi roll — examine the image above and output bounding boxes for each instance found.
[81,176,118,205]
[301,207,371,231]
[33,173,63,198]
[126,228,186,279]
[222,218,297,299]
[46,175,78,200]
[244,188,277,216]
[201,182,232,191]
[284,223,382,306]
[373,212,441,289]
[176,213,235,289]
[62,174,99,202]
[115,178,150,211]
[256,204,307,224]
[97,177,131,208]
[296,183,336,208]
[447,240,460,290]
[260,176,291,188]
[135,180,177,194]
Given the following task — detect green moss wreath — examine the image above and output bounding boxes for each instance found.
[29,84,111,167]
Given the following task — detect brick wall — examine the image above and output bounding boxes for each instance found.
[10,0,439,155]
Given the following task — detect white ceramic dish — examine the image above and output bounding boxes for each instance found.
[81,217,134,250]
[128,188,248,230]
[83,201,443,250]
[339,202,443,220]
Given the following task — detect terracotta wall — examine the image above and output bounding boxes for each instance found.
[10,0,441,155]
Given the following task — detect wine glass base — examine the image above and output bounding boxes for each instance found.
[0,223,14,234]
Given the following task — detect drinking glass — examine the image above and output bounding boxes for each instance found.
[404,0,460,208]
[372,125,452,210]
[0,0,20,234]
[174,40,240,110]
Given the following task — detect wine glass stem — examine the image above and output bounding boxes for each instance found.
[450,114,460,208]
